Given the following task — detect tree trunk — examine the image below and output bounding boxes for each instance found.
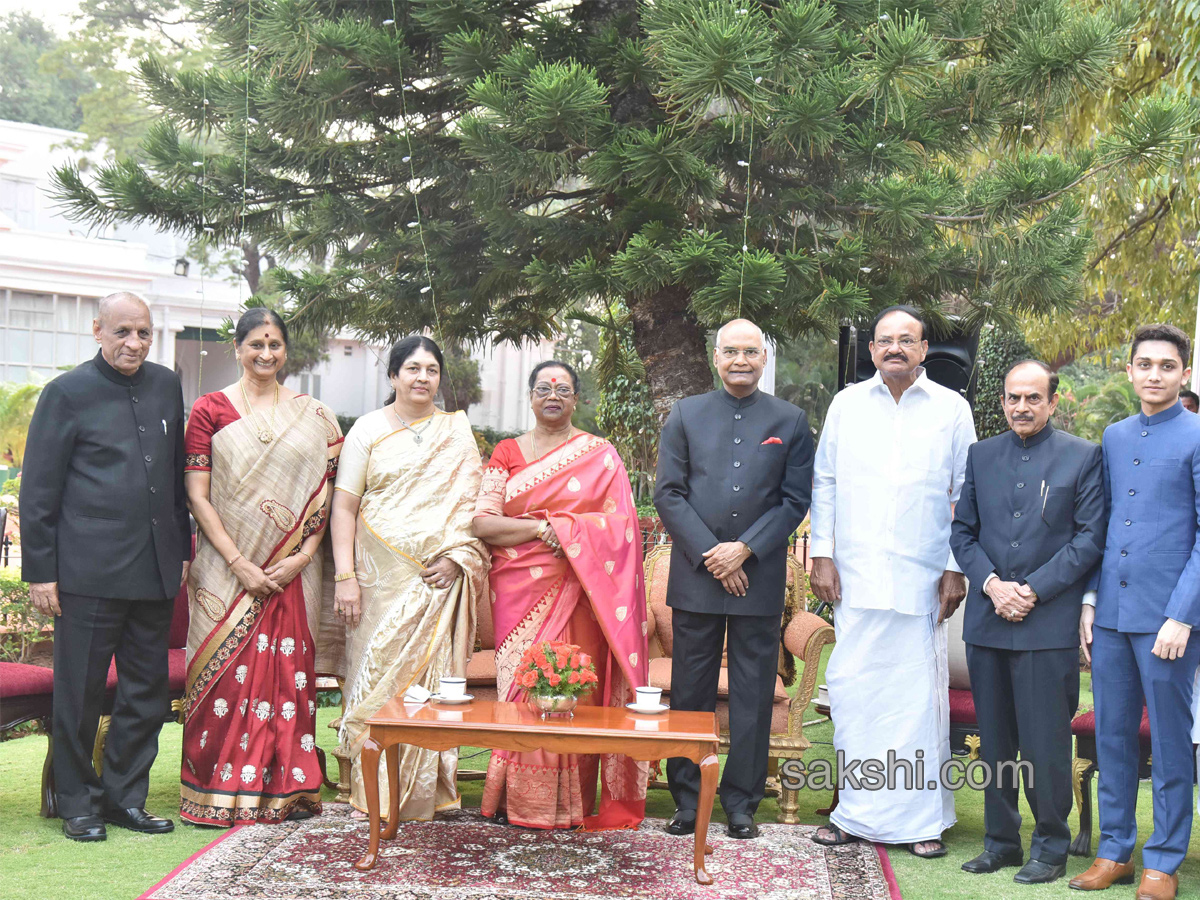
[628,285,714,421]
[240,239,262,294]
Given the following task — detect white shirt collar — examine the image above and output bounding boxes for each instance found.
[868,366,930,399]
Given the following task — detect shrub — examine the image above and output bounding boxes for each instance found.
[0,568,48,662]
[971,327,1035,440]
[473,426,520,461]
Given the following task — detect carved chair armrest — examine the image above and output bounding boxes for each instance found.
[783,611,835,738]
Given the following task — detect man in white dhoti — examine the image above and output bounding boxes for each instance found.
[809,305,975,858]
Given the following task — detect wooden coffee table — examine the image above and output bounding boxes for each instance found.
[353,698,721,884]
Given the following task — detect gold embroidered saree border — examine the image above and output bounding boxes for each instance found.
[504,434,605,502]
[179,783,321,825]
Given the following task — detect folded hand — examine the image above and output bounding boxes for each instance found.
[720,568,749,597]
[703,541,751,579]
[987,579,1034,622]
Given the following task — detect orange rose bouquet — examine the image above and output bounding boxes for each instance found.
[516,640,599,700]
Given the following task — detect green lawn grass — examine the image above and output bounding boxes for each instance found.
[2,650,1196,900]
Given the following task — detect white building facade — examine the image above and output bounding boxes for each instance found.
[0,118,549,429]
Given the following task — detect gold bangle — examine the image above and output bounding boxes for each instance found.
[536,521,548,539]
[297,550,312,564]
[227,553,243,567]
[334,572,356,582]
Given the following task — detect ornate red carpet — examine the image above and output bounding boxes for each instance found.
[140,805,901,900]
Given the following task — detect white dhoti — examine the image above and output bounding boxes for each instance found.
[826,602,956,843]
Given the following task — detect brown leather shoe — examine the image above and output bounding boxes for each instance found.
[1135,869,1177,900]
[1068,858,1135,890]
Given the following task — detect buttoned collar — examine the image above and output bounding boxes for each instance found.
[1009,423,1054,449]
[718,387,760,409]
[868,366,930,399]
[1138,401,1184,427]
[92,349,146,387]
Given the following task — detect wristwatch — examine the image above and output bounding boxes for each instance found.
[334,572,356,583]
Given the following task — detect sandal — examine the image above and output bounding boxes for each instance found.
[907,840,947,858]
[812,824,860,846]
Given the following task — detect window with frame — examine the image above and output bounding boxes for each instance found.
[0,291,98,383]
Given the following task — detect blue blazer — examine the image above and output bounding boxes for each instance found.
[1093,401,1200,632]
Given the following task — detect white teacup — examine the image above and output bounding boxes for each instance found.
[439,676,467,699]
[635,686,662,708]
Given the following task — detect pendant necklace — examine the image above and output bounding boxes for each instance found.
[392,405,434,444]
[240,379,279,443]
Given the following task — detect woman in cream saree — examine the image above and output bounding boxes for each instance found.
[181,309,344,825]
[330,336,489,820]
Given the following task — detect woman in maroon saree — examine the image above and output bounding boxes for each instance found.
[180,310,343,825]
[473,361,649,830]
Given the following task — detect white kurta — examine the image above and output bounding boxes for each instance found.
[812,368,975,842]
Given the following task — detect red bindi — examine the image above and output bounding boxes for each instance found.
[551,377,557,383]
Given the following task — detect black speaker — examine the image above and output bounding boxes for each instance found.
[837,319,980,406]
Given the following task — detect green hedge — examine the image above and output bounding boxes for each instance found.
[0,567,45,663]
[972,327,1035,440]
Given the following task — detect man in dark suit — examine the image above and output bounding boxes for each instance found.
[950,359,1105,884]
[22,292,191,842]
[654,318,814,839]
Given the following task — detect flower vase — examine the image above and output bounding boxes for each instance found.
[529,694,578,718]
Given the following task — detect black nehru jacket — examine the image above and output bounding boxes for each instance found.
[950,425,1106,650]
[21,351,191,601]
[654,388,814,617]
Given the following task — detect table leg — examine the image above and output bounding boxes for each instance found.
[694,751,718,885]
[382,741,400,840]
[354,735,384,871]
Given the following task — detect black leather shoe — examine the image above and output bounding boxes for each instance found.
[62,815,106,842]
[962,849,1024,874]
[726,815,759,839]
[1013,859,1066,884]
[104,807,175,834]
[666,811,696,835]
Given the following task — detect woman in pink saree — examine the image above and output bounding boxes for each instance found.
[473,361,649,830]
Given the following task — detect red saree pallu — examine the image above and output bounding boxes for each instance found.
[180,393,342,825]
[478,434,649,830]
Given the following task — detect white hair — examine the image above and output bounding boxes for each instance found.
[713,318,765,348]
[97,291,152,324]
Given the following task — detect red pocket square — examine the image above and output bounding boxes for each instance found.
[762,437,783,445]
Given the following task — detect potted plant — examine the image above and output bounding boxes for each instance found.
[516,640,599,717]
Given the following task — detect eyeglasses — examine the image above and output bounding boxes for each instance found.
[532,384,576,399]
[874,337,920,349]
[719,347,762,360]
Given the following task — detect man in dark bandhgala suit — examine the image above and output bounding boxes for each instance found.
[653,318,814,840]
[21,292,191,842]
[950,359,1105,885]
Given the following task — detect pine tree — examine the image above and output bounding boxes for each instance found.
[50,0,1197,414]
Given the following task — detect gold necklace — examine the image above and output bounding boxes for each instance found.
[240,379,279,443]
[530,426,574,461]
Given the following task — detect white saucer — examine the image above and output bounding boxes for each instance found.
[625,702,669,714]
[430,694,474,704]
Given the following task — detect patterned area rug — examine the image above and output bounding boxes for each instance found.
[140,805,901,900]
